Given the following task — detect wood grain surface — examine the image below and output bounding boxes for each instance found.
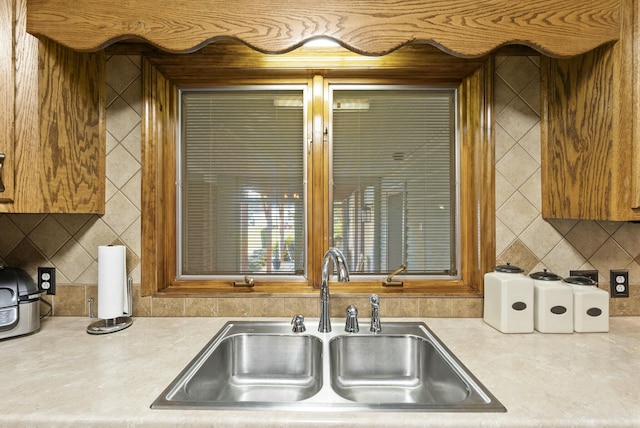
[27,0,621,57]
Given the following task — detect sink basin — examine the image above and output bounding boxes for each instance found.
[152,326,323,408]
[151,320,505,412]
[330,335,472,406]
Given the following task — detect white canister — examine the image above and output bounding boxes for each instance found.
[530,270,573,333]
[483,263,534,333]
[563,276,609,333]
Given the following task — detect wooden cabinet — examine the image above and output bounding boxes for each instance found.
[0,0,106,214]
[0,0,15,202]
[541,0,640,221]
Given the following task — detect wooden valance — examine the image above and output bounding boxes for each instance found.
[27,0,621,57]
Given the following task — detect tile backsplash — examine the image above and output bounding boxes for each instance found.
[1,54,638,317]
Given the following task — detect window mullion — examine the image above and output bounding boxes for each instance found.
[308,75,327,289]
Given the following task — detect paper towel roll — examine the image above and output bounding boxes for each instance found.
[98,245,127,319]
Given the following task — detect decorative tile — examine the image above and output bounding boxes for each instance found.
[50,240,93,283]
[132,285,152,316]
[105,178,118,203]
[106,55,141,95]
[107,144,138,189]
[74,218,118,259]
[528,55,540,67]
[541,240,587,278]
[520,216,564,260]
[121,123,142,163]
[102,191,140,235]
[493,75,516,116]
[52,214,93,235]
[519,123,541,164]
[0,216,24,257]
[330,296,371,318]
[382,297,418,317]
[75,261,98,285]
[106,84,118,108]
[8,214,45,234]
[53,285,86,316]
[106,97,140,142]
[494,122,517,162]
[121,76,142,116]
[3,238,46,277]
[284,297,319,317]
[496,239,538,274]
[120,217,142,259]
[597,220,623,236]
[251,297,285,317]
[565,221,610,259]
[495,217,516,256]
[520,78,541,116]
[106,128,118,155]
[590,239,634,274]
[152,297,186,316]
[496,56,539,94]
[496,144,538,189]
[185,298,218,317]
[128,260,142,284]
[496,192,537,236]
[612,223,640,259]
[417,298,452,317]
[27,216,71,258]
[218,298,251,317]
[495,171,516,210]
[451,298,483,317]
[519,171,541,212]
[495,96,539,141]
[547,218,579,236]
[121,170,142,210]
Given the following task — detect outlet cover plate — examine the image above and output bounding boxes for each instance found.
[610,270,629,298]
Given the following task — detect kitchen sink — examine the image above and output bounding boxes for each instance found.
[151,323,323,408]
[151,320,505,412]
[330,335,474,406]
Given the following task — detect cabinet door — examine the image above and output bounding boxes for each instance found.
[0,0,105,214]
[541,0,640,221]
[0,0,14,202]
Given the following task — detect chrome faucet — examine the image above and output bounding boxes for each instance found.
[318,247,350,333]
[369,294,381,333]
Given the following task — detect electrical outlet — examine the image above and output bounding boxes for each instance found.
[570,269,599,285]
[37,267,56,295]
[610,270,629,298]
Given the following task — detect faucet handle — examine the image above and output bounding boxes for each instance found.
[291,314,306,333]
[370,294,382,333]
[344,305,359,333]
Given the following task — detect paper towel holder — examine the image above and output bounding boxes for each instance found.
[87,277,133,335]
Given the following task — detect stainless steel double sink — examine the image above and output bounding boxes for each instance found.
[151,320,505,412]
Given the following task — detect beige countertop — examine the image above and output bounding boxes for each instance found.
[1,316,639,427]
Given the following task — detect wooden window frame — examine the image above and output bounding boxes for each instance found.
[141,43,494,297]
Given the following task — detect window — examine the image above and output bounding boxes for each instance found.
[179,88,306,277]
[141,42,494,296]
[330,88,457,276]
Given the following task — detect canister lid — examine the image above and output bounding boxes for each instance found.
[529,269,562,281]
[494,263,524,273]
[563,275,597,286]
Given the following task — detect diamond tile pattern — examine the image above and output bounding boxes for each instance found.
[0,54,143,292]
[0,54,639,316]
[494,55,640,300]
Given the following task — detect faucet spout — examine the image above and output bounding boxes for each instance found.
[318,247,350,333]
